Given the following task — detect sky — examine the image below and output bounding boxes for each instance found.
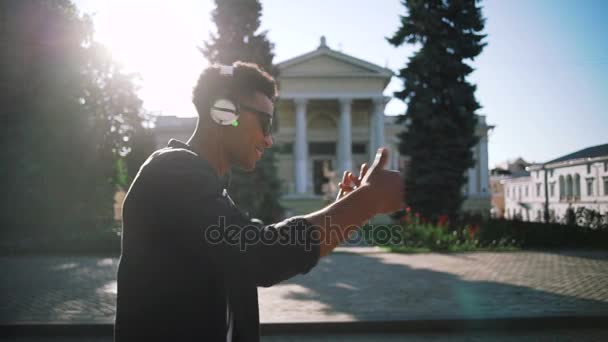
[74,0,608,168]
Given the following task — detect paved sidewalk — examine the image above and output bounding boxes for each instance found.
[3,329,608,342]
[1,248,608,323]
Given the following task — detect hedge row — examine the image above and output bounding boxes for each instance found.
[479,219,608,249]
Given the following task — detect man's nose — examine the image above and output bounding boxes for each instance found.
[263,134,273,148]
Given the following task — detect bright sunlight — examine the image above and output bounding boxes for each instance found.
[86,0,212,117]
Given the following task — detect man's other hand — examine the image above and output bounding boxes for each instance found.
[360,148,405,214]
[336,163,368,201]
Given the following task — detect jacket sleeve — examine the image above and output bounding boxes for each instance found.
[150,149,321,287]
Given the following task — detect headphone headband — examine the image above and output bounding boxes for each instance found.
[210,64,237,126]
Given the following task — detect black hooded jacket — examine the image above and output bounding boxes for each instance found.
[114,139,320,341]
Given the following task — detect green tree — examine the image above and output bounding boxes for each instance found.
[82,42,155,187]
[201,0,283,223]
[388,0,486,221]
[124,122,157,183]
[0,0,146,245]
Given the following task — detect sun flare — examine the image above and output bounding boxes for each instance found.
[91,0,209,116]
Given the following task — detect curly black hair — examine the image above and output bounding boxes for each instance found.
[192,62,277,119]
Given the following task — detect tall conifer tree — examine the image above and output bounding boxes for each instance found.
[202,0,283,223]
[388,0,486,220]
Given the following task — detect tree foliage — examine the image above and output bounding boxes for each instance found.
[201,0,283,223]
[0,0,148,242]
[201,0,277,76]
[388,0,487,221]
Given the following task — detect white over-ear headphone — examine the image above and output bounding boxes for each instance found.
[209,65,239,127]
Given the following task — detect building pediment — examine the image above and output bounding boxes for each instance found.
[278,37,393,81]
[276,37,393,98]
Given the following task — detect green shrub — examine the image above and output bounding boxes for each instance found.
[362,213,513,252]
[479,219,608,249]
[363,209,608,252]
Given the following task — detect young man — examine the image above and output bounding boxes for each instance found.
[114,62,404,341]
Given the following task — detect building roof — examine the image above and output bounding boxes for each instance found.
[490,167,511,176]
[545,143,608,165]
[509,171,531,179]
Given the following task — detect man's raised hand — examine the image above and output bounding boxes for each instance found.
[307,148,406,257]
[360,148,405,214]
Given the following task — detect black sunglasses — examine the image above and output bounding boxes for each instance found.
[239,103,273,136]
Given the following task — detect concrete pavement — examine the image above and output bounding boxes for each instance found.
[1,248,607,325]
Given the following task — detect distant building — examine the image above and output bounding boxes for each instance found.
[153,37,493,216]
[490,158,532,218]
[502,144,608,222]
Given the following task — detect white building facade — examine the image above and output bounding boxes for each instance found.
[503,144,608,222]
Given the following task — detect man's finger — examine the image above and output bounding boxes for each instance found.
[337,171,350,200]
[371,147,389,170]
[341,170,349,184]
[358,163,368,182]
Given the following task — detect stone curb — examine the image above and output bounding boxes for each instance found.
[2,316,608,337]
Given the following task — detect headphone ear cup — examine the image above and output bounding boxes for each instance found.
[210,99,238,126]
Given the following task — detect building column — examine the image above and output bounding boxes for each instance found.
[479,134,489,194]
[468,168,477,196]
[370,97,386,161]
[294,98,308,194]
[338,98,353,176]
[391,143,400,169]
[468,145,477,196]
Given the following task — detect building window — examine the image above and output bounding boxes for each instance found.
[536,210,541,221]
[604,161,607,173]
[587,163,591,174]
[587,178,594,196]
[550,182,555,197]
[352,143,366,154]
[525,186,529,197]
[309,142,336,155]
[506,187,510,198]
[518,187,522,200]
[550,169,554,177]
[536,171,539,179]
[559,175,565,200]
[574,174,581,199]
[536,183,541,197]
[604,177,608,196]
[566,175,573,198]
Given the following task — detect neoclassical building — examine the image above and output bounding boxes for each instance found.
[273,37,396,197]
[503,144,608,222]
[153,37,493,217]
